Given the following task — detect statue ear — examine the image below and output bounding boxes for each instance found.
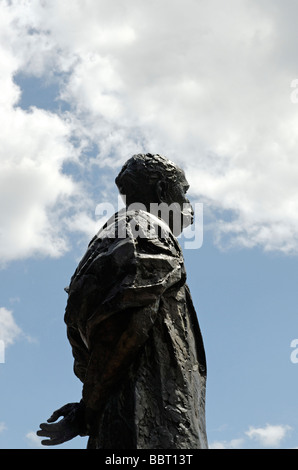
[156,180,168,203]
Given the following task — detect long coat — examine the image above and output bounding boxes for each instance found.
[64,209,208,449]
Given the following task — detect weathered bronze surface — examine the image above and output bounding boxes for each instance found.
[37,154,208,449]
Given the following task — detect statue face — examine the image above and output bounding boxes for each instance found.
[161,169,194,235]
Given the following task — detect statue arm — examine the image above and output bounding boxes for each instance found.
[82,301,160,437]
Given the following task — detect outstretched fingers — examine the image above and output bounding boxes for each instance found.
[37,420,74,446]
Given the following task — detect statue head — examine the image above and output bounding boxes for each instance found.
[115,153,194,235]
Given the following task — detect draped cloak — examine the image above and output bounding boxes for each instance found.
[64,209,208,449]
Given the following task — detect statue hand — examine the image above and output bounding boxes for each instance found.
[37,401,86,446]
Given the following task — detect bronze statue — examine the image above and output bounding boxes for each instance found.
[37,154,208,449]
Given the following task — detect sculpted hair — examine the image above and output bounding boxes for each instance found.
[115,153,180,204]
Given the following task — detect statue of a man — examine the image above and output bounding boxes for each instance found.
[37,154,208,449]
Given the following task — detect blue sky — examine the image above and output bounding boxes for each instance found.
[1,0,298,449]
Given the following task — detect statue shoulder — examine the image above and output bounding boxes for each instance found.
[71,209,182,284]
[94,208,174,242]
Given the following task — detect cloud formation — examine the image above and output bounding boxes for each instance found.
[0,3,80,263]
[25,431,43,448]
[209,437,245,449]
[2,0,298,261]
[210,423,292,449]
[0,422,7,433]
[245,424,292,448]
[0,307,22,346]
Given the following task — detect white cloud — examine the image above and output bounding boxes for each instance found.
[65,211,99,239]
[209,438,245,449]
[0,422,7,433]
[2,0,298,259]
[211,423,293,449]
[0,2,93,264]
[245,424,292,448]
[0,108,79,263]
[26,431,43,448]
[0,307,22,346]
